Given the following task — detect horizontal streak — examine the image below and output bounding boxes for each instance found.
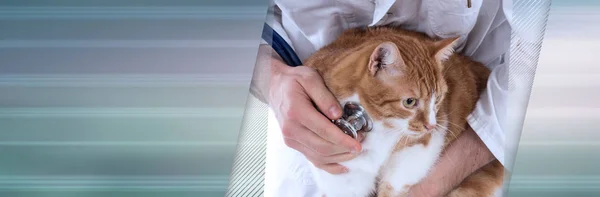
[519,141,600,146]
[0,141,237,146]
[0,176,598,191]
[0,175,227,180]
[0,6,266,12]
[0,40,259,48]
[0,74,593,88]
[0,74,251,87]
[533,74,600,87]
[0,180,228,184]
[513,176,600,180]
[549,6,600,14]
[0,107,245,117]
[0,186,226,191]
[0,6,266,19]
[0,180,227,184]
[525,108,600,118]
[0,175,234,191]
[510,175,600,191]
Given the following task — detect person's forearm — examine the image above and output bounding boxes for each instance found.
[415,126,495,196]
[249,44,284,104]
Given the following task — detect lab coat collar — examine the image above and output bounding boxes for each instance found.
[369,0,395,26]
[503,0,513,26]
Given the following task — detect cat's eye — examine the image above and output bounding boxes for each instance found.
[402,98,417,109]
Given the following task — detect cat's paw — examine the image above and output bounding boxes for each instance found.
[376,182,410,197]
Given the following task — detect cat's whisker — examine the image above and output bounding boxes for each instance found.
[447,122,463,129]
[444,109,459,117]
[445,121,466,131]
[446,154,458,168]
[436,125,448,131]
[435,123,447,129]
[438,126,458,162]
[448,130,459,140]
[433,123,459,166]
[438,123,459,140]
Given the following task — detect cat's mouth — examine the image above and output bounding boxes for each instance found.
[405,130,426,136]
[406,125,442,136]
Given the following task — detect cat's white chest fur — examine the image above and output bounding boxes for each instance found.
[379,131,446,195]
[309,94,446,197]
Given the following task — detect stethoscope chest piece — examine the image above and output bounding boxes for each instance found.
[332,102,373,139]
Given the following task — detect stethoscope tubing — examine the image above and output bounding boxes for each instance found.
[261,23,303,67]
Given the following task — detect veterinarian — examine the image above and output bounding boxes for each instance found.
[250,0,511,196]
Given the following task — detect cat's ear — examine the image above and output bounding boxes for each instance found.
[432,37,460,62]
[369,42,405,76]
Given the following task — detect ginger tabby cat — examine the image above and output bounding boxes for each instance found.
[302,26,503,197]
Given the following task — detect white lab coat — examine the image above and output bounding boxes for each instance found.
[263,0,512,196]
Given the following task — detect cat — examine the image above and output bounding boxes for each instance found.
[302,26,503,197]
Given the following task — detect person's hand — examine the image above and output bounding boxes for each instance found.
[268,58,363,174]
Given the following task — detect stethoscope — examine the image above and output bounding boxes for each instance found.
[262,23,373,139]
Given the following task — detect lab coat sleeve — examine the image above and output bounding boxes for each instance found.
[250,4,296,104]
[467,56,508,167]
[262,4,293,49]
[465,2,512,167]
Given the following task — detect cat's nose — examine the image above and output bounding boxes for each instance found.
[424,124,436,131]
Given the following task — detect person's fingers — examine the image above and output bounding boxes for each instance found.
[312,152,358,165]
[295,97,361,153]
[356,132,366,143]
[284,137,358,164]
[314,163,349,175]
[295,67,343,120]
[282,137,305,152]
[284,120,350,156]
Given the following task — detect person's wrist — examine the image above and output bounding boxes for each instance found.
[266,58,291,105]
[269,58,288,79]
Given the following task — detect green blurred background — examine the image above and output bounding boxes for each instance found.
[0,0,266,196]
[1,0,599,197]
[508,0,600,196]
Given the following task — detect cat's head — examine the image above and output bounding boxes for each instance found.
[320,34,459,136]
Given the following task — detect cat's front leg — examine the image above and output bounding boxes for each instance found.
[310,160,378,197]
[378,133,445,196]
[377,148,428,196]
